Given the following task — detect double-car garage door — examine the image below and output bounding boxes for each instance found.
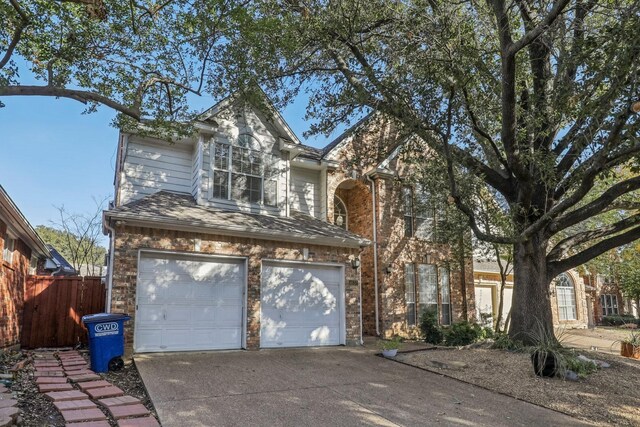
[135,253,344,352]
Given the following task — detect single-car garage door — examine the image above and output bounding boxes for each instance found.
[261,261,344,348]
[135,253,245,353]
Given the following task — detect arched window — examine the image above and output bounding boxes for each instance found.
[556,273,577,321]
[334,196,348,230]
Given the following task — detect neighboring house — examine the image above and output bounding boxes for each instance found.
[474,260,589,330]
[582,273,637,324]
[0,185,51,350]
[42,244,77,276]
[104,96,475,355]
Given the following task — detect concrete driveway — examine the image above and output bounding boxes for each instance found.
[135,347,588,427]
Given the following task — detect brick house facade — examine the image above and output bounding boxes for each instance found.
[0,186,51,350]
[474,261,589,330]
[105,98,476,355]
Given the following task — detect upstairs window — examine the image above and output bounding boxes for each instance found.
[403,187,413,237]
[403,184,438,240]
[334,196,348,229]
[212,134,279,206]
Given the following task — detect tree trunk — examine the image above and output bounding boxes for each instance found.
[495,273,507,333]
[509,233,555,345]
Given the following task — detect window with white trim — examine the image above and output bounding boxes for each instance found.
[2,233,14,264]
[600,294,618,316]
[556,273,577,321]
[212,134,279,206]
[439,267,451,325]
[404,263,451,327]
[404,264,416,326]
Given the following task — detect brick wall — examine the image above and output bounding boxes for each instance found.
[0,219,31,350]
[111,225,361,355]
[326,163,475,340]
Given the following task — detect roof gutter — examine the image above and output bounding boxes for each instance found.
[0,185,50,258]
[103,213,115,313]
[104,212,371,249]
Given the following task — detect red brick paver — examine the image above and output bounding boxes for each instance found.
[68,374,101,383]
[36,376,67,384]
[34,371,65,377]
[0,399,17,409]
[60,407,106,423]
[77,381,112,391]
[53,399,97,411]
[107,403,149,419]
[0,406,20,419]
[63,360,87,365]
[66,421,110,427]
[45,390,88,402]
[36,365,64,371]
[33,362,60,367]
[98,396,141,408]
[38,383,74,393]
[86,386,124,399]
[65,369,93,375]
[117,416,160,427]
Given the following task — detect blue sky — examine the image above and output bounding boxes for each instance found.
[0,88,336,245]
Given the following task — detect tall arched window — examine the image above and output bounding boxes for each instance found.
[334,196,348,230]
[556,273,577,321]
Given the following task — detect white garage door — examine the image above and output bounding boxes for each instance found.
[261,262,344,348]
[135,253,245,353]
[475,286,494,326]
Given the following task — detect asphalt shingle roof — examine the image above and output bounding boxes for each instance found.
[106,191,370,248]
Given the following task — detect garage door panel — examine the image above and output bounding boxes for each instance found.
[137,305,163,323]
[261,262,343,348]
[135,254,245,353]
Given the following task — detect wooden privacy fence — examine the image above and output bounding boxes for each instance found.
[21,276,106,348]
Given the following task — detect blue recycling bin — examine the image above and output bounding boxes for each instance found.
[82,313,130,373]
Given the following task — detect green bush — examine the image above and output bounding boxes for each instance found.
[566,356,598,379]
[443,321,484,346]
[601,315,639,326]
[491,333,525,351]
[419,310,443,344]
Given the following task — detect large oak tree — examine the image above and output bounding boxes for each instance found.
[1,0,243,135]
[221,0,640,342]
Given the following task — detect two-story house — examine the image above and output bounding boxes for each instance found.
[104,96,475,355]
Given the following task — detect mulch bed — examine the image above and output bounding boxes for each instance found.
[395,347,640,426]
[2,349,158,427]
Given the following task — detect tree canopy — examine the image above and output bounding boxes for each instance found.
[221,0,640,340]
[1,0,245,136]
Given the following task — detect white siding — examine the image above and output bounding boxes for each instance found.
[290,167,321,218]
[191,138,203,200]
[120,137,193,205]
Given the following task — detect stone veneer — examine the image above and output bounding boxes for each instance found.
[111,225,361,355]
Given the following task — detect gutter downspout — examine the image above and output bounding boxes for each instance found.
[365,174,380,336]
[104,215,115,313]
[358,250,364,345]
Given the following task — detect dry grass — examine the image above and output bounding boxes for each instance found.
[396,347,640,426]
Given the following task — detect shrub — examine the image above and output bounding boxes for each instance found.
[419,310,443,344]
[443,321,484,346]
[566,356,598,379]
[601,315,639,327]
[491,333,525,351]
